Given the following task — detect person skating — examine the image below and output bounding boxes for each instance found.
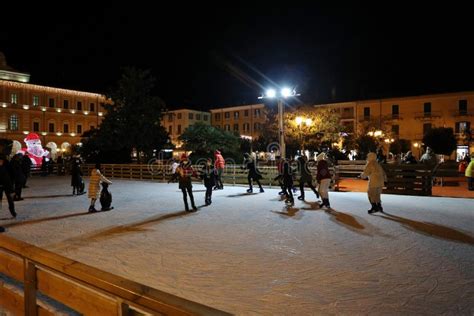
[0,155,16,218]
[88,163,112,213]
[170,154,198,212]
[200,158,216,205]
[465,153,474,191]
[297,156,319,201]
[71,156,86,195]
[281,158,294,204]
[242,153,264,193]
[316,153,331,208]
[214,149,225,190]
[361,152,387,213]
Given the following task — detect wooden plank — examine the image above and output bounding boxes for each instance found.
[0,285,24,315]
[37,269,117,315]
[0,249,24,281]
[24,259,38,316]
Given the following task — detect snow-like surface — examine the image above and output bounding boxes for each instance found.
[1,176,474,314]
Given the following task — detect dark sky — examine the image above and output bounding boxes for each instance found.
[1,4,473,110]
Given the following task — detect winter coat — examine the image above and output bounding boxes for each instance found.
[298,157,313,182]
[465,160,474,178]
[282,160,294,186]
[88,169,112,199]
[0,163,13,193]
[316,160,331,182]
[175,163,197,189]
[200,165,216,188]
[243,157,262,180]
[71,159,83,187]
[361,152,387,188]
[214,151,225,170]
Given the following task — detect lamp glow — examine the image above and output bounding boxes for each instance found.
[266,89,276,98]
[281,88,292,98]
[295,116,303,125]
[305,118,312,126]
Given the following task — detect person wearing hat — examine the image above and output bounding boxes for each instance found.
[0,155,16,218]
[316,152,331,208]
[170,154,198,212]
[465,152,474,191]
[88,163,112,212]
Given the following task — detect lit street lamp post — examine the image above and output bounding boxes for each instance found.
[259,87,299,159]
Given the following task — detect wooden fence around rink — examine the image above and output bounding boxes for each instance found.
[80,163,339,190]
[0,234,230,316]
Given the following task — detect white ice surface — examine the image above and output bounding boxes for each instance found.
[1,176,473,315]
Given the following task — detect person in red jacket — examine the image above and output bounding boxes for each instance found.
[316,153,331,208]
[214,149,225,190]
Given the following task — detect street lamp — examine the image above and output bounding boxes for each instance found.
[259,87,300,159]
[295,116,313,153]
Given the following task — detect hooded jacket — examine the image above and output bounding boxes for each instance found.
[214,150,225,169]
[361,152,387,188]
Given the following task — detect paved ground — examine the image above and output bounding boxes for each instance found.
[1,176,473,315]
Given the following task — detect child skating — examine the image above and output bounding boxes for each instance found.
[88,163,112,213]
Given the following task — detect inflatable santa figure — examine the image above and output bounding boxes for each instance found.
[19,133,49,166]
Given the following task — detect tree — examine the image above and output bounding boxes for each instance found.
[178,122,241,162]
[284,107,343,151]
[389,139,411,155]
[343,134,378,160]
[423,127,457,156]
[81,67,169,163]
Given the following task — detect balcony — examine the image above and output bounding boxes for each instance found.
[383,113,403,121]
[340,113,355,119]
[414,111,442,120]
[358,115,375,122]
[453,110,474,117]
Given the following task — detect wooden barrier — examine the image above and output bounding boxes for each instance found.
[0,234,230,316]
[382,164,434,196]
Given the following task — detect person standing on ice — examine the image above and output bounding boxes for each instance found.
[170,154,198,212]
[281,158,295,204]
[200,158,216,205]
[361,152,387,214]
[242,153,264,193]
[316,153,331,208]
[297,156,319,201]
[88,163,112,213]
[214,149,225,190]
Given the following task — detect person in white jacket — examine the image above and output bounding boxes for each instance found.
[361,152,387,214]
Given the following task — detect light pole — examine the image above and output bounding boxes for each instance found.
[259,87,299,159]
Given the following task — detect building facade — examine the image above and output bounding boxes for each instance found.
[0,52,106,156]
[210,103,266,140]
[315,91,474,160]
[162,109,211,148]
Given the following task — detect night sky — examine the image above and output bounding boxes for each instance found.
[1,4,473,110]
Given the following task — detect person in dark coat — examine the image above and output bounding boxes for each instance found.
[0,155,16,218]
[242,153,264,193]
[21,152,32,188]
[71,156,86,195]
[281,158,294,204]
[170,154,198,212]
[10,153,25,201]
[200,158,216,205]
[297,156,319,201]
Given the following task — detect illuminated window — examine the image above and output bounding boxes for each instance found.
[224,124,230,131]
[254,109,261,117]
[33,96,40,106]
[234,111,239,119]
[9,114,19,130]
[11,93,18,104]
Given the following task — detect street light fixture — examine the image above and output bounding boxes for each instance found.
[259,87,300,159]
[294,116,313,153]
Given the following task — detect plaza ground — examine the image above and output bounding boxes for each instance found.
[1,176,473,314]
